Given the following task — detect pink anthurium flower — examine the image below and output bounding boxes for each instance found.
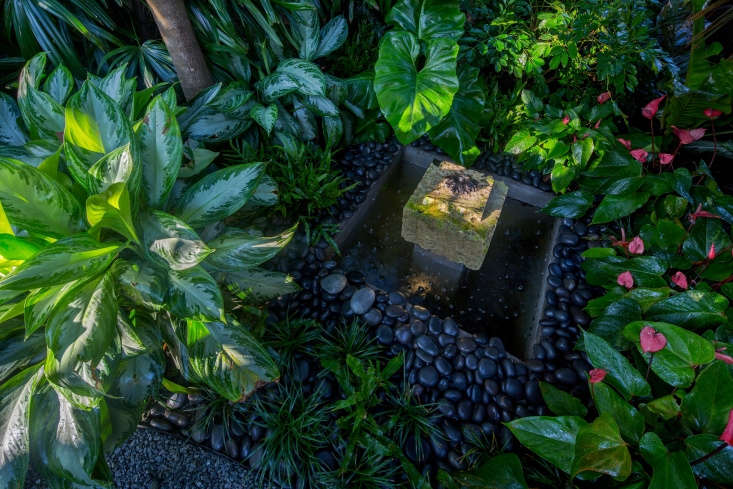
[597,92,612,104]
[628,236,644,255]
[671,271,688,290]
[640,326,667,353]
[715,351,733,365]
[704,108,723,119]
[630,149,648,163]
[708,243,717,260]
[689,204,721,225]
[721,410,733,446]
[562,115,571,125]
[589,369,607,383]
[659,153,674,165]
[671,126,706,145]
[617,138,632,150]
[594,119,602,129]
[642,95,666,119]
[617,271,634,289]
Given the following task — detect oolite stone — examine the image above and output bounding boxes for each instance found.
[401,161,508,270]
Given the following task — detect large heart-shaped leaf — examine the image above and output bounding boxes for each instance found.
[206,225,296,270]
[175,163,265,229]
[166,266,223,321]
[583,331,651,399]
[139,96,182,208]
[0,93,27,146]
[623,321,715,388]
[184,319,279,401]
[387,0,465,41]
[0,236,121,291]
[30,386,102,486]
[428,66,485,164]
[0,158,84,238]
[374,31,459,144]
[645,290,728,329]
[680,362,733,434]
[141,211,211,271]
[571,414,631,479]
[0,366,42,489]
[506,416,586,474]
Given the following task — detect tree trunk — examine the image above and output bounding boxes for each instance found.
[146,0,213,100]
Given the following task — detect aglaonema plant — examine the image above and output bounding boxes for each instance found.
[0,53,297,488]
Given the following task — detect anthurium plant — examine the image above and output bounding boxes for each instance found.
[0,53,296,488]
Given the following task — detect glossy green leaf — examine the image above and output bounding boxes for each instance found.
[592,192,650,224]
[543,190,594,218]
[0,236,121,291]
[647,451,696,489]
[166,266,223,321]
[17,55,64,139]
[178,83,253,142]
[178,146,219,179]
[645,290,728,329]
[86,143,136,195]
[680,362,733,434]
[141,211,211,271]
[175,163,265,229]
[428,66,485,164]
[591,382,644,443]
[249,103,278,135]
[0,366,41,489]
[315,16,348,58]
[571,414,631,479]
[139,96,182,208]
[0,157,84,238]
[551,164,576,193]
[216,267,299,301]
[374,31,459,144]
[87,64,135,108]
[115,258,167,310]
[644,395,680,420]
[506,416,586,474]
[624,321,715,388]
[23,282,79,339]
[539,382,588,416]
[43,65,73,105]
[387,0,465,41]
[505,129,537,155]
[184,319,279,401]
[86,182,139,243]
[0,93,27,146]
[206,225,295,270]
[273,59,326,97]
[456,453,528,489]
[583,255,667,289]
[583,331,651,398]
[588,297,642,349]
[685,434,733,485]
[682,219,732,262]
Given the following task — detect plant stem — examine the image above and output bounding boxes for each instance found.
[710,121,718,170]
[645,353,654,381]
[690,441,728,466]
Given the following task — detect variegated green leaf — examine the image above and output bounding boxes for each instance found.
[315,16,348,59]
[88,64,135,109]
[240,175,279,213]
[175,163,265,229]
[141,211,211,270]
[86,144,135,194]
[0,365,42,489]
[166,266,223,321]
[206,224,296,269]
[0,236,121,291]
[86,182,139,243]
[261,72,299,101]
[179,145,218,179]
[249,103,278,135]
[139,96,182,208]
[0,157,84,238]
[42,65,73,105]
[185,319,279,401]
[17,55,64,139]
[24,282,79,339]
[0,93,27,146]
[0,324,45,386]
[219,267,299,301]
[115,258,167,310]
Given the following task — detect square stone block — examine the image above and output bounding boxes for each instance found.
[401,161,508,270]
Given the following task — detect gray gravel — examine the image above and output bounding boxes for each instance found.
[25,427,269,489]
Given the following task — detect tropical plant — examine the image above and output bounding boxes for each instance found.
[0,53,297,488]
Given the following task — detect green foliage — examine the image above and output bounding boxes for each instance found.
[0,55,299,488]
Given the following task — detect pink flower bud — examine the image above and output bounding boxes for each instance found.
[628,236,644,255]
[671,271,688,290]
[704,108,723,119]
[659,153,674,165]
[594,119,602,129]
[562,115,570,125]
[640,326,667,353]
[617,271,634,289]
[617,138,632,150]
[597,92,612,104]
[715,351,733,365]
[642,95,666,119]
[708,243,717,260]
[721,410,733,446]
[589,369,607,383]
[630,149,648,163]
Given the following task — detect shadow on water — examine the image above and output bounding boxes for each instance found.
[340,160,557,357]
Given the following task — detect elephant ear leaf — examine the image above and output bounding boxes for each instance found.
[387,0,465,41]
[374,31,459,144]
[184,319,279,401]
[0,158,85,239]
[0,365,42,489]
[139,96,182,208]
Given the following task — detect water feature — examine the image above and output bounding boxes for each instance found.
[340,157,558,357]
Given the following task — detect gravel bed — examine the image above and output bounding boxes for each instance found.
[25,428,266,489]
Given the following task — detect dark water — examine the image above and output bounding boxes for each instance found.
[340,161,557,357]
